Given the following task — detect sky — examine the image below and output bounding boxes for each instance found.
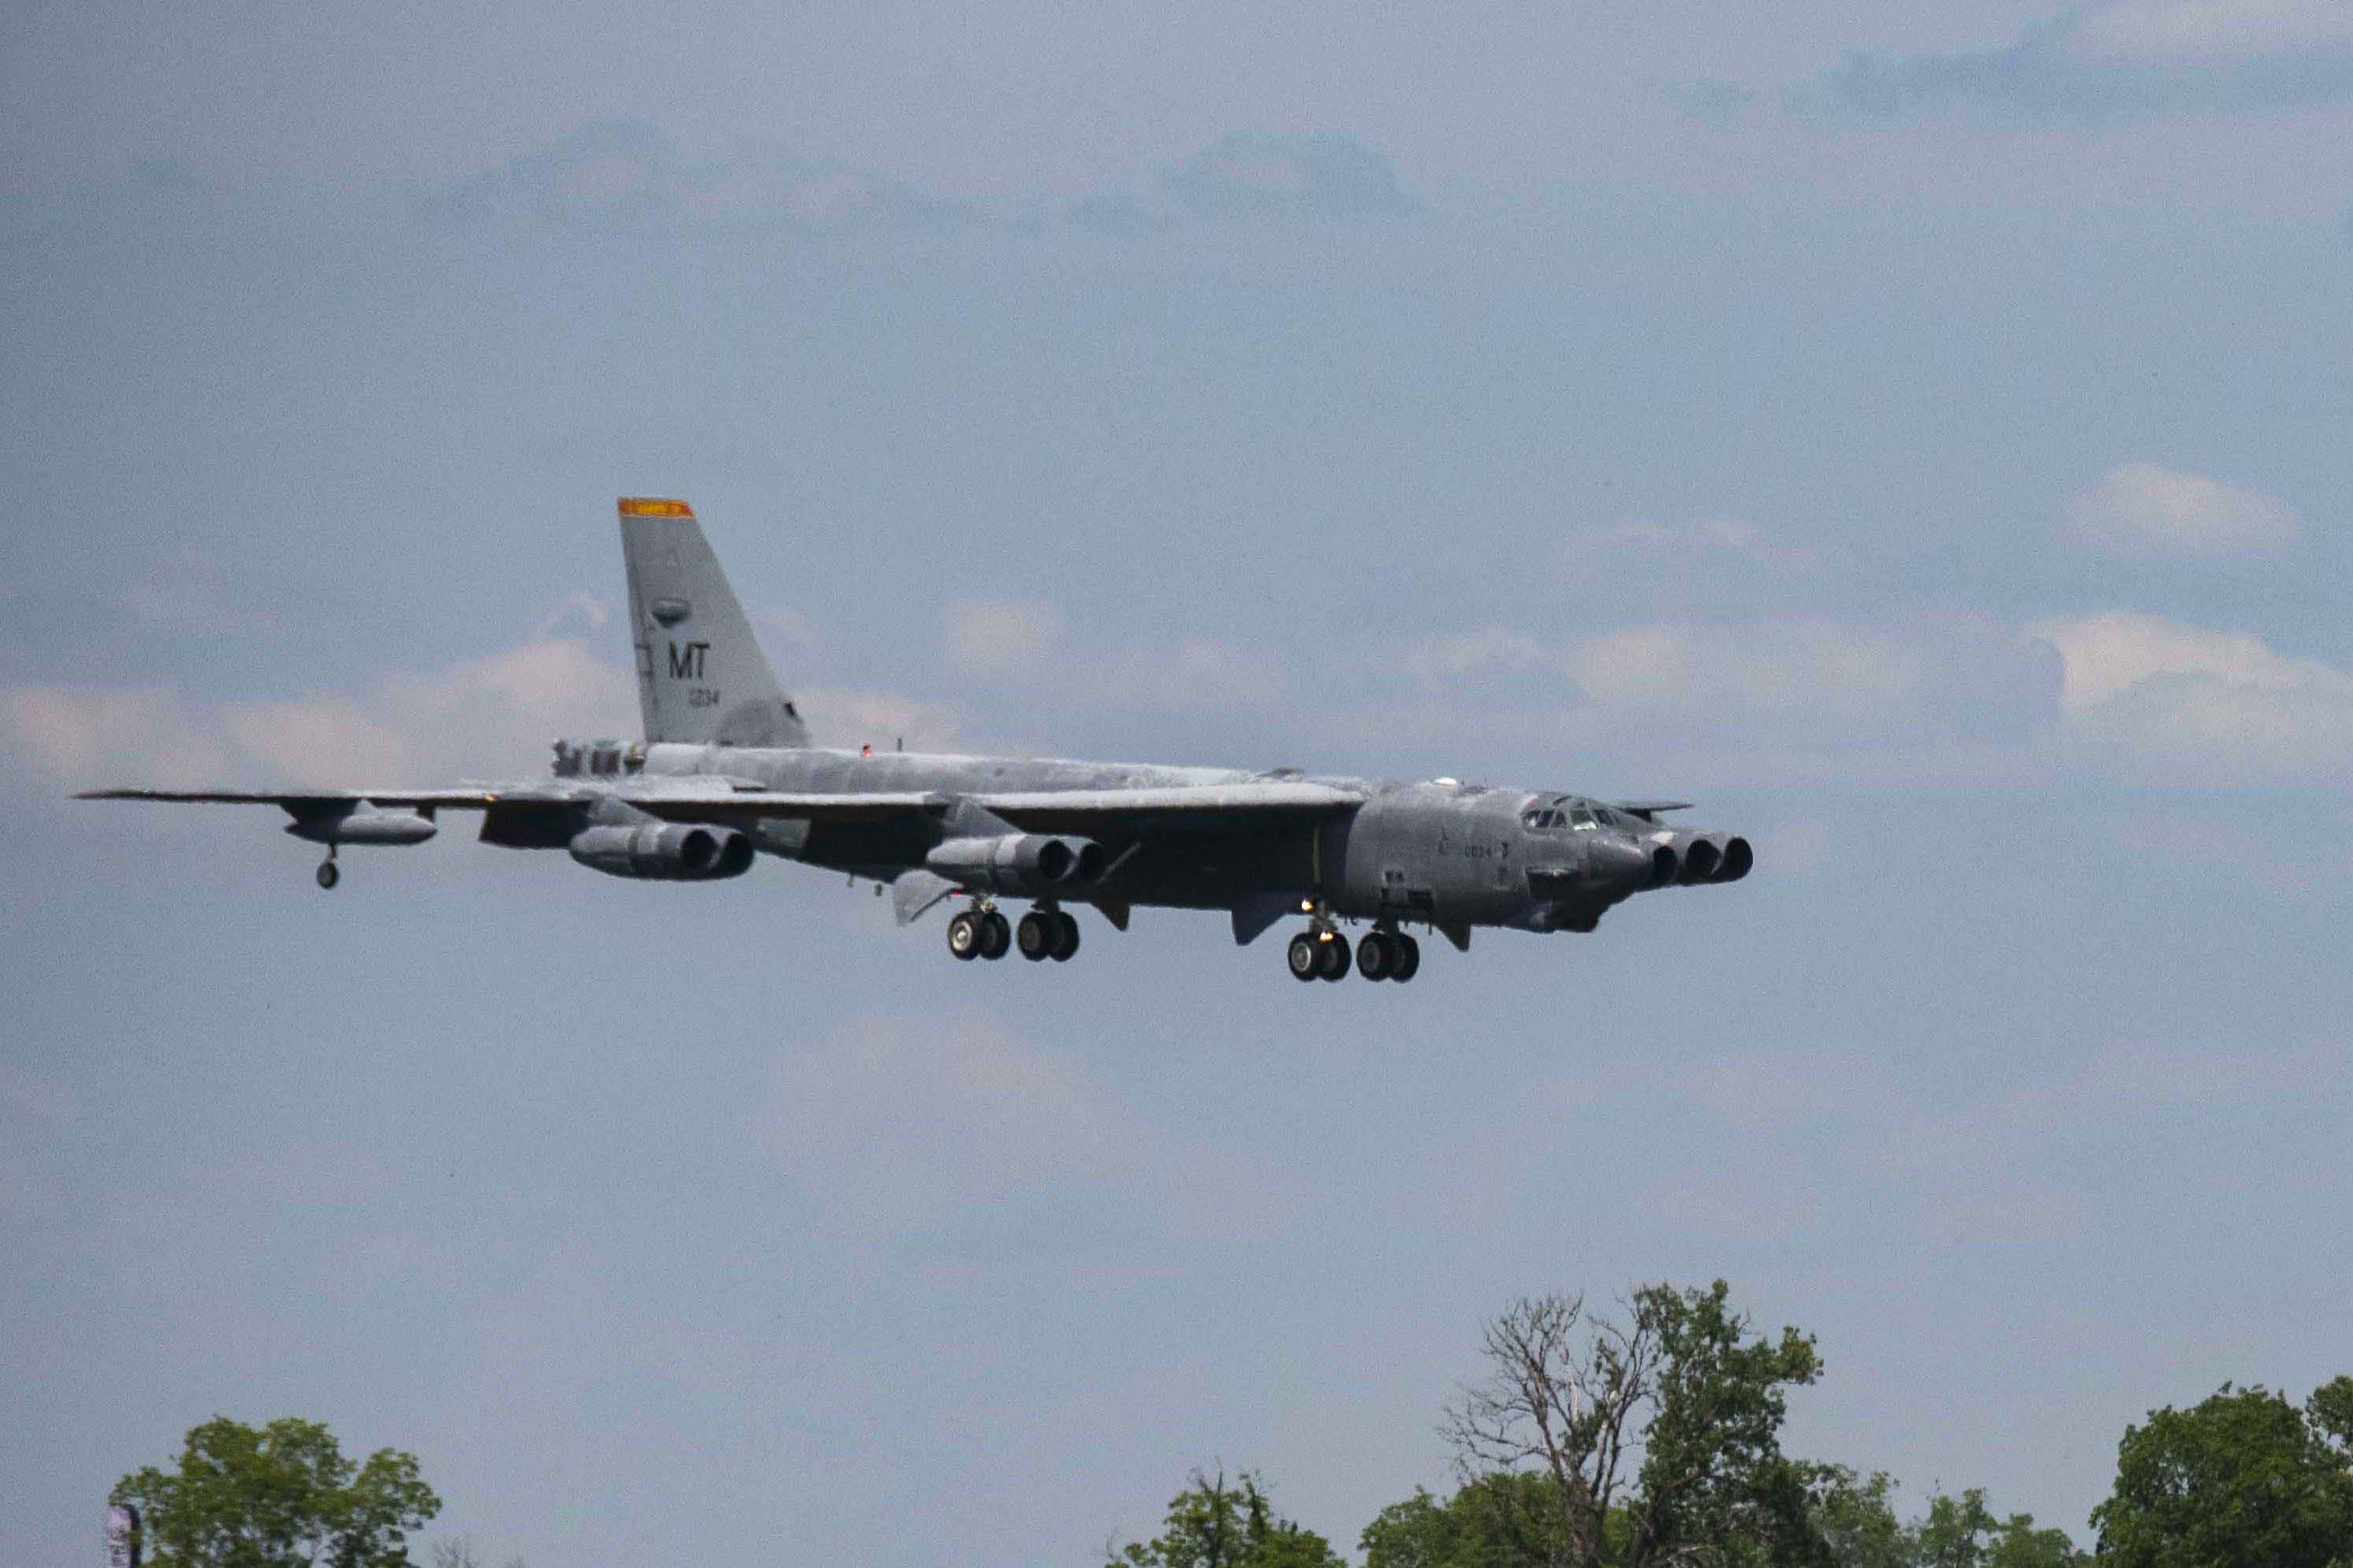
[5,1,2352,1562]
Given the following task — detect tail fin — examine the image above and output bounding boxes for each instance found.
[617,497,810,749]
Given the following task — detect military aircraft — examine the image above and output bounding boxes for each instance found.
[83,498,1751,981]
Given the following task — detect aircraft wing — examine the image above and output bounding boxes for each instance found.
[643,779,1365,832]
[79,788,562,809]
[78,779,1365,831]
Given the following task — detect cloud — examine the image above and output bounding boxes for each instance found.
[1802,0,2353,119]
[1403,1037,2352,1249]
[6,685,239,791]
[1394,602,2353,783]
[1076,636,1288,712]
[1557,615,2064,749]
[6,635,634,791]
[539,591,613,636]
[7,626,983,788]
[2033,611,2353,778]
[1403,626,1553,687]
[1370,614,2068,782]
[2067,462,2300,559]
[1553,520,1837,620]
[800,686,969,753]
[115,550,288,638]
[1158,132,1422,222]
[422,119,968,234]
[2078,0,2353,59]
[942,598,1066,676]
[755,1013,1307,1241]
[2034,610,2339,708]
[941,599,1286,714]
[1664,79,1761,132]
[420,121,1417,239]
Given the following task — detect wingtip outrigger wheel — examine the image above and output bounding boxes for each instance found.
[316,849,339,890]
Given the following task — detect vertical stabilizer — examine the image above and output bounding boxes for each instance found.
[617,498,809,749]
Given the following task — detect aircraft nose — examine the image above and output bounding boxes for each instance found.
[1588,833,1655,890]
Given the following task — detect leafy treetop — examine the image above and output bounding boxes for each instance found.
[111,1416,440,1568]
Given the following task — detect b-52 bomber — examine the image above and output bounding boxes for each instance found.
[84,498,1751,982]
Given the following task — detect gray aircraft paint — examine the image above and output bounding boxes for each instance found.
[81,499,1750,978]
[619,497,809,750]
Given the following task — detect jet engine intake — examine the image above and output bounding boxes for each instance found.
[1713,836,1754,883]
[1675,834,1723,885]
[925,832,1105,894]
[568,822,755,881]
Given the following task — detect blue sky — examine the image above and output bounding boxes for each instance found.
[6,2,2352,1562]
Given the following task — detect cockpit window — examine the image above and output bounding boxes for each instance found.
[1594,807,1619,827]
[1569,806,1598,831]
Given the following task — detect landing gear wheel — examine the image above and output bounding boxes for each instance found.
[1017,911,1057,961]
[948,909,983,960]
[1317,933,1352,981]
[1288,933,1320,981]
[1392,933,1421,982]
[315,860,339,890]
[979,911,1012,959]
[1050,911,1080,962]
[1356,932,1392,980]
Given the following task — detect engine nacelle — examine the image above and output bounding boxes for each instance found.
[568,822,755,881]
[1675,833,1723,885]
[924,832,1105,894]
[1667,832,1752,885]
[1713,836,1754,883]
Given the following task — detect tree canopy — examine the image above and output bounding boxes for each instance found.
[110,1416,440,1568]
[1438,1280,1824,1567]
[1106,1467,1346,1568]
[2088,1378,2353,1568]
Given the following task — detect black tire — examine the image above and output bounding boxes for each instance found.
[979,911,1012,959]
[1287,933,1320,981]
[316,861,339,890]
[948,910,982,960]
[1050,911,1080,962]
[1318,933,1351,981]
[1017,911,1056,961]
[1392,933,1421,982]
[1356,932,1391,980]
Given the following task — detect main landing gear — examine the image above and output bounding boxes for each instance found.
[1355,928,1420,982]
[948,902,1080,963]
[1287,918,1419,983]
[1016,908,1080,962]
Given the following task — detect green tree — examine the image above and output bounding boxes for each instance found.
[110,1416,441,1567]
[2090,1380,2353,1568]
[1107,1468,1344,1568]
[1806,1468,1908,1568]
[1441,1281,1825,1568]
[1799,1469,2083,1568]
[1360,1474,1573,1568]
